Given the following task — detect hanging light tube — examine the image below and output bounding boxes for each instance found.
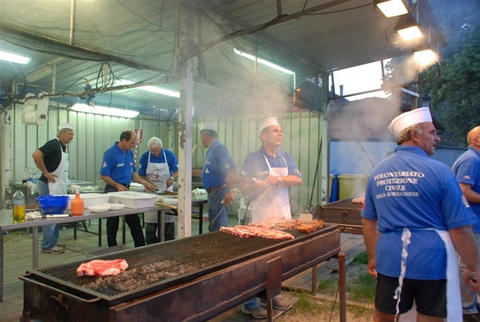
[71,103,139,118]
[0,50,31,64]
[233,48,295,75]
[117,79,180,98]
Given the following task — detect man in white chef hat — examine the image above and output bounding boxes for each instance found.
[239,116,302,318]
[32,122,75,254]
[362,107,480,321]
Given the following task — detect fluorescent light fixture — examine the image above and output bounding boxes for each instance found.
[413,49,438,66]
[395,14,423,40]
[26,66,53,83]
[71,103,139,118]
[375,0,408,18]
[117,79,180,98]
[0,50,31,64]
[234,48,295,75]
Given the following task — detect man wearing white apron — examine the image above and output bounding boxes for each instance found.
[138,137,179,244]
[362,108,480,322]
[239,117,302,319]
[32,123,74,254]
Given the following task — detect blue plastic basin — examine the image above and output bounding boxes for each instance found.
[37,195,69,215]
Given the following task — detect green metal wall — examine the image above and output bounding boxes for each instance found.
[9,105,172,186]
[192,112,328,213]
[6,105,327,213]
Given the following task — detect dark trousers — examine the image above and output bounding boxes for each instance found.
[107,215,145,247]
[105,184,146,247]
[145,222,175,245]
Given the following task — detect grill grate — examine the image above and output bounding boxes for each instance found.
[35,231,296,298]
[322,198,363,210]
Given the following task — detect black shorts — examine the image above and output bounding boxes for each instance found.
[375,273,446,318]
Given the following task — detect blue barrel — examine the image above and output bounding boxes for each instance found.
[329,172,340,202]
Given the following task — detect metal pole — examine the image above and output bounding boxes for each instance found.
[338,253,346,322]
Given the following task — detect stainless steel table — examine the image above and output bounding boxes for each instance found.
[157,195,208,242]
[0,206,162,302]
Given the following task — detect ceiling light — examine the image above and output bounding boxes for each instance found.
[71,103,139,118]
[117,79,180,98]
[413,49,438,66]
[395,14,423,40]
[234,48,295,75]
[26,66,53,83]
[0,50,31,64]
[374,0,408,18]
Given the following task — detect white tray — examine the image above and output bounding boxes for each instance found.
[107,191,157,208]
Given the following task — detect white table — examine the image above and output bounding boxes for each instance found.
[0,206,162,302]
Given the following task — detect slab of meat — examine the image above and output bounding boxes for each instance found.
[76,259,128,277]
[220,225,294,240]
[295,219,324,234]
[220,226,256,238]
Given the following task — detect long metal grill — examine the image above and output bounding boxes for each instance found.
[316,198,363,234]
[29,229,327,303]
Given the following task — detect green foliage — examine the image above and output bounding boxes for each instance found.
[293,293,324,312]
[317,278,336,295]
[353,251,369,265]
[419,2,480,145]
[347,272,376,302]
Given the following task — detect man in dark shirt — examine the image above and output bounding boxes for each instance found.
[32,123,74,254]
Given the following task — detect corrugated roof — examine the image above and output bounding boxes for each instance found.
[0,0,443,116]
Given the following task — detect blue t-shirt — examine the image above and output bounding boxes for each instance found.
[362,146,476,279]
[138,149,179,176]
[100,142,136,185]
[202,140,236,190]
[451,146,480,233]
[241,148,302,180]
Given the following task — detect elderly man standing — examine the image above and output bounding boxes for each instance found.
[139,136,179,243]
[451,126,480,322]
[239,117,302,319]
[32,123,74,254]
[198,123,236,232]
[100,130,156,248]
[362,107,480,322]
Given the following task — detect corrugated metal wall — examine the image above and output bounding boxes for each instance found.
[192,112,328,212]
[5,105,327,213]
[9,105,173,186]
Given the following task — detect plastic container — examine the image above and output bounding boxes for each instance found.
[107,191,157,208]
[338,174,369,200]
[71,185,84,216]
[67,193,110,209]
[37,195,69,215]
[12,188,26,223]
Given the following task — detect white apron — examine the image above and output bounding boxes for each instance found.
[250,154,290,223]
[394,228,461,321]
[48,139,69,195]
[144,151,174,223]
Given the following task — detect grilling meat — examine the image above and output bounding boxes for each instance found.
[249,219,325,234]
[220,225,295,240]
[76,259,128,277]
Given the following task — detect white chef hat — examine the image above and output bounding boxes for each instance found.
[388,107,432,137]
[58,123,74,131]
[259,117,280,133]
[200,122,216,133]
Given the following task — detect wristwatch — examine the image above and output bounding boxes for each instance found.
[276,176,282,186]
[169,177,175,181]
